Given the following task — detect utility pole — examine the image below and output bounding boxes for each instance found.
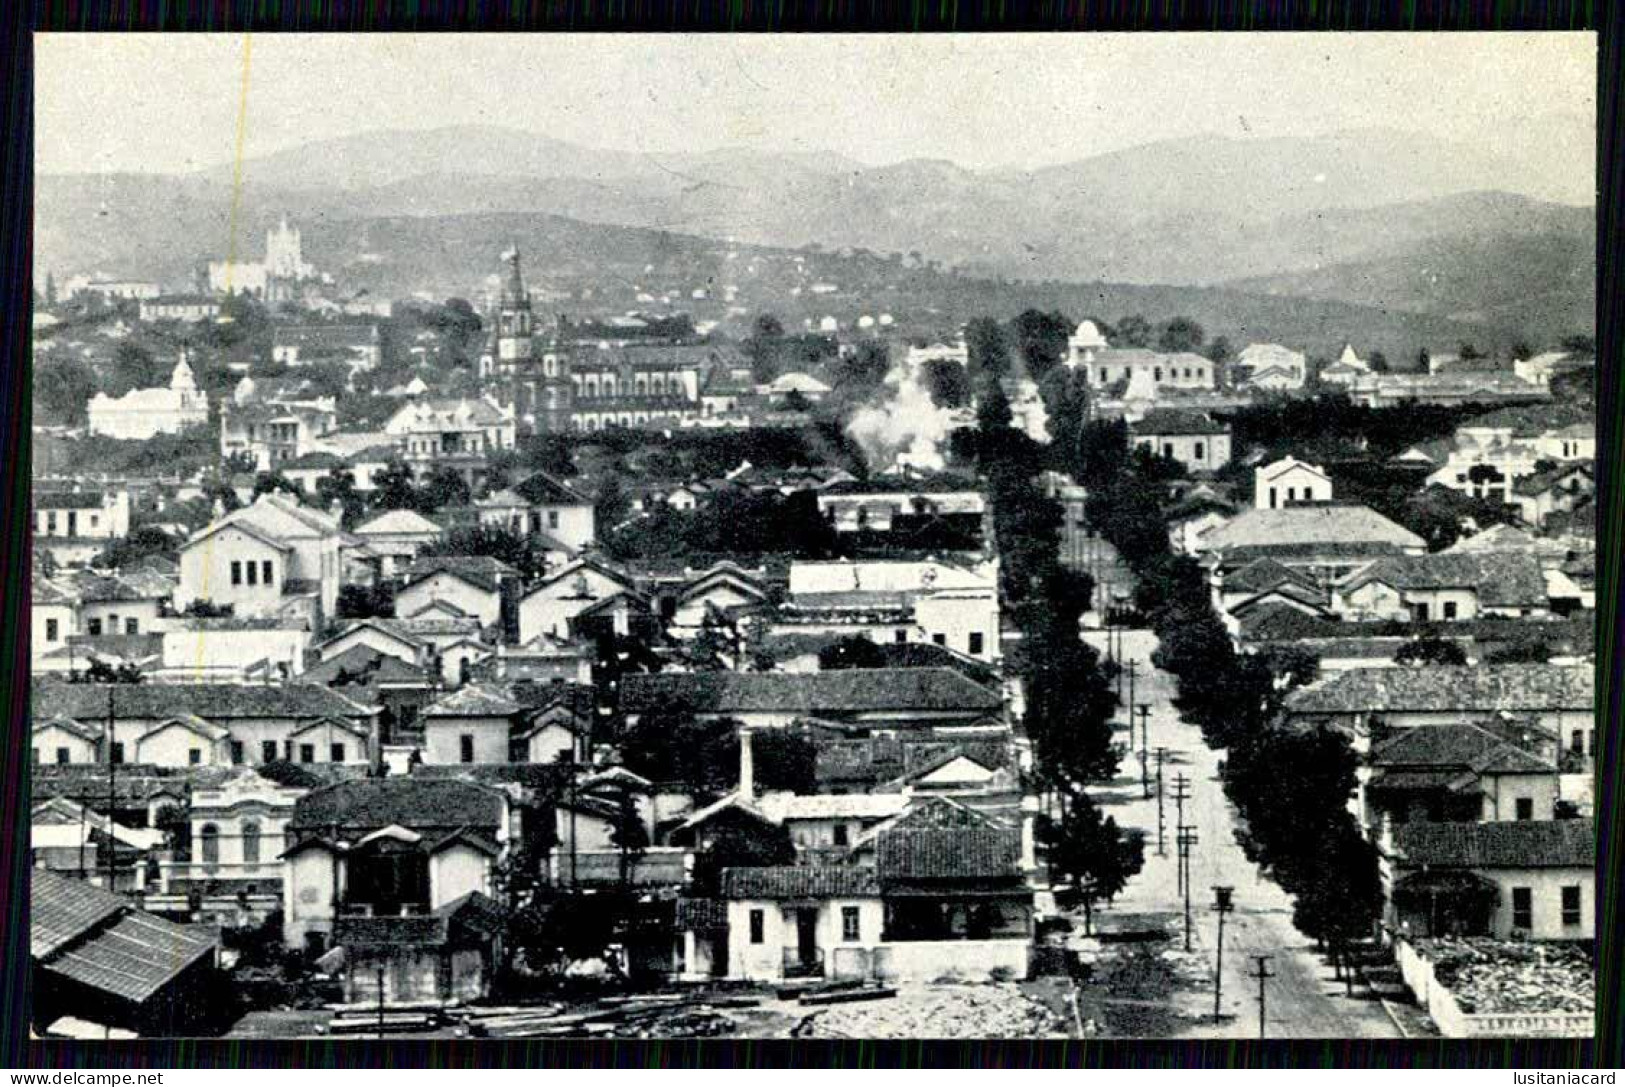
[377,963,387,1032]
[1249,955,1275,1039]
[1125,660,1137,731]
[1211,886,1235,1023]
[106,688,117,893]
[1154,747,1168,856]
[1136,704,1152,797]
[1170,774,1191,893]
[1177,827,1199,951]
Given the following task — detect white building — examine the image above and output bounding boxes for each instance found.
[86,351,210,440]
[1235,343,1308,390]
[1254,456,1333,509]
[775,558,1002,663]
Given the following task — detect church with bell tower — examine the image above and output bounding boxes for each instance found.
[485,246,574,433]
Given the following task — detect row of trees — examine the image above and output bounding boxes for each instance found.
[971,363,1142,924]
[1082,433,1383,961]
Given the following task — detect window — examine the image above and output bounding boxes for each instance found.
[1511,887,1532,930]
[932,633,946,646]
[895,629,908,644]
[1515,797,1534,821]
[231,561,242,586]
[548,510,560,530]
[109,742,125,765]
[460,734,476,763]
[1571,729,1585,753]
[1443,602,1458,621]
[189,748,202,765]
[56,747,71,765]
[31,748,39,765]
[45,619,58,642]
[832,824,850,847]
[230,741,244,765]
[1561,885,1582,927]
[262,741,279,764]
[200,824,220,867]
[299,743,315,764]
[842,906,861,942]
[331,743,346,763]
[87,618,103,636]
[1268,488,1278,509]
[749,909,765,944]
[1162,443,1175,459]
[969,632,985,656]
[246,561,257,586]
[1194,442,1205,462]
[1413,603,1430,622]
[125,618,139,635]
[263,560,274,585]
[47,512,57,534]
[242,821,261,865]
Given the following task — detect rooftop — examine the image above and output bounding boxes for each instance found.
[1339,552,1550,610]
[1391,819,1594,869]
[289,778,506,834]
[33,682,374,722]
[619,667,1002,717]
[1286,664,1593,716]
[1200,504,1425,554]
[720,866,882,900]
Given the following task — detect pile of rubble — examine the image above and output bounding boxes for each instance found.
[1418,937,1594,1015]
[798,983,1066,1039]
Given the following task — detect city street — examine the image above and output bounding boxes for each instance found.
[1077,629,1404,1039]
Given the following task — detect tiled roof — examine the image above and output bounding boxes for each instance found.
[1447,524,1571,558]
[1340,552,1549,609]
[353,509,444,536]
[876,828,1023,881]
[1286,664,1593,716]
[1202,504,1425,554]
[1225,558,1320,596]
[33,682,375,722]
[1368,723,1522,769]
[401,555,516,593]
[1512,462,1592,498]
[302,646,433,687]
[621,667,1002,717]
[32,870,217,1002]
[60,569,173,603]
[1132,409,1228,437]
[290,778,505,834]
[720,866,881,900]
[34,714,104,744]
[373,616,483,640]
[32,577,78,607]
[35,491,108,510]
[512,471,590,507]
[756,792,910,822]
[423,684,522,718]
[1392,819,1594,869]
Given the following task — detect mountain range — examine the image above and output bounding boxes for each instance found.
[36,120,1595,344]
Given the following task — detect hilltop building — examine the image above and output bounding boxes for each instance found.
[87,350,209,440]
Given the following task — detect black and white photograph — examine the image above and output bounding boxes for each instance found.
[27,32,1597,1042]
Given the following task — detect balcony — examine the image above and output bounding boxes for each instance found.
[157,858,284,893]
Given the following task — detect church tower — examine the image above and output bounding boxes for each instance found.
[494,245,573,433]
[496,245,535,365]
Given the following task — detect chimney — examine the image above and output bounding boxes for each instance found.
[738,726,755,799]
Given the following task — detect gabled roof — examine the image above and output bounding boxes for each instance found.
[287,715,371,739]
[141,714,230,743]
[620,668,1003,717]
[33,577,78,607]
[1340,552,1549,609]
[31,869,217,1002]
[1200,504,1425,555]
[1287,664,1593,716]
[720,866,881,900]
[511,471,590,507]
[1224,557,1320,596]
[521,555,635,600]
[1513,462,1593,498]
[290,778,506,833]
[353,508,444,536]
[33,682,374,722]
[1131,409,1228,437]
[1391,819,1594,869]
[1446,523,1570,558]
[400,555,517,593]
[876,827,1023,881]
[180,517,292,555]
[423,684,522,719]
[1368,723,1522,769]
[33,714,103,744]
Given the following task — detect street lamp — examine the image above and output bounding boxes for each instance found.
[1211,885,1235,1023]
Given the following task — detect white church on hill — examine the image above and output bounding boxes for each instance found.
[87,350,210,440]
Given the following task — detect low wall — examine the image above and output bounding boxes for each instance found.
[872,939,1031,984]
[1393,936,1592,1038]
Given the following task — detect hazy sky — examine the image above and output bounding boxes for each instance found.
[36,33,1595,174]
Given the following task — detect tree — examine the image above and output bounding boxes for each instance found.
[314,467,367,528]
[95,525,176,571]
[1009,309,1072,383]
[592,779,650,889]
[1560,334,1596,357]
[420,466,472,511]
[1115,314,1153,349]
[832,340,891,394]
[253,471,303,500]
[33,357,98,425]
[1204,336,1234,369]
[1039,790,1145,934]
[1457,342,1485,361]
[817,635,888,671]
[976,379,1013,435]
[1394,635,1468,667]
[74,659,145,684]
[1367,350,1390,373]
[420,524,546,580]
[336,582,396,620]
[370,459,426,513]
[689,820,797,896]
[922,357,971,408]
[1156,317,1205,354]
[964,317,1012,381]
[110,342,164,396]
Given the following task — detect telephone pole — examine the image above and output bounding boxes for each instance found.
[1177,827,1199,951]
[106,688,117,893]
[1170,774,1191,893]
[1136,704,1152,797]
[1211,886,1235,1023]
[1250,955,1275,1039]
[1124,659,1137,732]
[1154,747,1168,856]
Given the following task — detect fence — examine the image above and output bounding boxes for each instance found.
[1393,936,1592,1038]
